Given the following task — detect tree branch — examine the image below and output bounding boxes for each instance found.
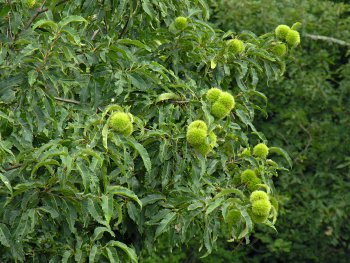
[56,0,69,6]
[118,1,140,39]
[3,164,22,171]
[118,16,130,39]
[14,0,48,41]
[24,7,48,31]
[54,97,80,105]
[305,33,350,46]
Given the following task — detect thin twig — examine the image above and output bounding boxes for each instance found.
[56,0,69,6]
[294,123,312,163]
[14,0,48,41]
[305,33,350,47]
[118,16,130,39]
[101,0,108,34]
[25,0,48,30]
[3,164,22,171]
[54,97,104,113]
[91,29,99,41]
[170,100,190,104]
[232,238,244,252]
[118,1,140,39]
[24,7,48,30]
[54,97,80,105]
[8,5,13,40]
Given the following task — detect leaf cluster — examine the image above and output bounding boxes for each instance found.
[0,0,292,262]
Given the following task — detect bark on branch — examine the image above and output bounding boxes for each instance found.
[305,33,350,47]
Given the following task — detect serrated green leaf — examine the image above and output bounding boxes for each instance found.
[155,212,177,238]
[237,205,253,240]
[58,15,87,28]
[269,146,293,168]
[32,19,58,31]
[0,5,10,18]
[214,188,245,199]
[76,161,89,191]
[249,90,267,105]
[127,138,151,174]
[118,38,151,51]
[188,201,204,211]
[38,206,59,219]
[141,194,166,206]
[89,244,99,263]
[206,198,224,216]
[107,186,142,208]
[62,250,72,263]
[105,246,120,263]
[31,159,60,177]
[28,70,38,86]
[155,93,181,103]
[92,226,115,241]
[114,202,123,228]
[101,194,114,225]
[0,173,12,194]
[127,202,140,225]
[102,123,109,149]
[62,26,81,45]
[88,199,106,226]
[108,241,138,263]
[141,0,155,18]
[0,223,11,247]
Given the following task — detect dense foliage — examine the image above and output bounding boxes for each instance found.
[207,0,350,262]
[0,1,294,262]
[144,0,350,262]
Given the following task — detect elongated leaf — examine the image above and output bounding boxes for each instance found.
[62,26,81,45]
[127,202,141,226]
[0,173,12,194]
[105,247,119,263]
[214,189,245,199]
[0,5,10,18]
[38,206,59,219]
[155,212,177,238]
[62,250,72,263]
[88,199,106,226]
[206,198,224,216]
[58,15,87,28]
[118,39,151,51]
[269,146,293,168]
[13,182,45,196]
[250,90,267,105]
[92,226,115,241]
[114,202,123,228]
[155,93,181,103]
[108,241,138,263]
[127,138,151,174]
[141,0,155,18]
[89,244,99,263]
[237,205,253,240]
[102,123,109,149]
[101,194,114,225]
[107,186,142,208]
[200,223,213,258]
[76,161,89,191]
[28,70,38,86]
[141,194,166,206]
[32,19,58,31]
[188,201,204,211]
[31,159,60,177]
[0,223,11,247]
